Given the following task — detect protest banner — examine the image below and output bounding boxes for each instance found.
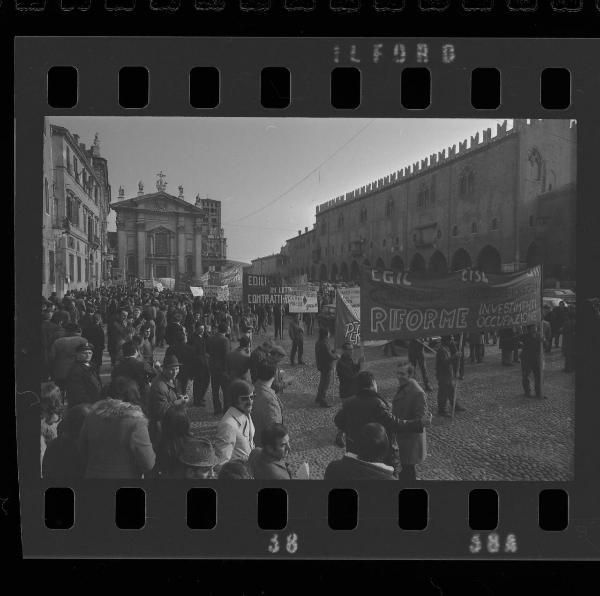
[203,285,230,301]
[338,286,361,312]
[229,285,243,302]
[360,265,542,341]
[242,273,293,305]
[112,267,125,285]
[157,277,176,290]
[189,286,204,297]
[335,290,360,349]
[289,288,318,313]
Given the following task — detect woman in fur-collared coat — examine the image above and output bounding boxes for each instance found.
[78,377,156,479]
[391,360,428,482]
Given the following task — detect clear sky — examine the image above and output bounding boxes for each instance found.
[49,117,508,263]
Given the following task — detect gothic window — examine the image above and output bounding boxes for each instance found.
[471,222,478,234]
[77,256,82,282]
[155,232,169,255]
[360,207,368,223]
[320,221,328,236]
[436,229,442,239]
[417,185,429,209]
[385,197,395,217]
[338,213,344,229]
[66,147,71,173]
[69,254,74,280]
[529,215,535,227]
[74,157,79,181]
[459,167,475,197]
[452,225,459,237]
[382,238,386,247]
[491,218,498,231]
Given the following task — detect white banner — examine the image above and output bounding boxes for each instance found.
[203,285,229,301]
[190,286,204,297]
[289,289,319,313]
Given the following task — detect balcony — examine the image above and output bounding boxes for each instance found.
[53,217,70,232]
[88,234,100,250]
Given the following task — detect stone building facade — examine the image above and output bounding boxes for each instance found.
[43,123,111,297]
[194,196,227,271]
[280,119,576,284]
[111,177,206,283]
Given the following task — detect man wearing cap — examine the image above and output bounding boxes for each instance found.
[50,323,88,388]
[214,379,255,465]
[65,343,103,407]
[147,354,189,446]
[176,437,219,480]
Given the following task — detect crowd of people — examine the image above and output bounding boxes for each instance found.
[39,284,575,482]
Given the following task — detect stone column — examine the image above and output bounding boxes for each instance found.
[117,227,127,270]
[136,220,146,278]
[194,220,203,278]
[177,219,186,277]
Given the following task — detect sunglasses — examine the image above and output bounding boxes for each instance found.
[238,394,255,401]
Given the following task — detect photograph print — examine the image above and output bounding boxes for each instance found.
[40,116,576,482]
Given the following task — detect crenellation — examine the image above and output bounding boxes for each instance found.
[315,119,539,215]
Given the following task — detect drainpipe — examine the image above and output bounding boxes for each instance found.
[513,130,521,271]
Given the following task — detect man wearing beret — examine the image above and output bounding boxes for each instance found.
[65,343,103,407]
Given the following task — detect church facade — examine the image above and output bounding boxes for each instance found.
[111,176,205,282]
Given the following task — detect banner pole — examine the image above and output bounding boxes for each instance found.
[451,333,463,420]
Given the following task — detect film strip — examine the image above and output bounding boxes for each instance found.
[12,14,600,562]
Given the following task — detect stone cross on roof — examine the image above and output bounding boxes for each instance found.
[156,170,167,192]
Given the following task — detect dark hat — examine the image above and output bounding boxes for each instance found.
[76,342,95,352]
[228,379,254,404]
[178,437,219,468]
[342,341,354,350]
[65,322,81,333]
[162,354,181,369]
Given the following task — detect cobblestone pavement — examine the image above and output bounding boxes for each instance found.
[109,330,574,481]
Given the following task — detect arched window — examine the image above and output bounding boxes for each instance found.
[528,147,542,180]
[471,222,478,234]
[452,225,458,237]
[459,167,475,197]
[382,238,386,247]
[360,207,368,223]
[155,232,169,255]
[417,184,429,209]
[491,218,498,231]
[338,213,344,229]
[385,197,395,217]
[436,229,442,239]
[529,215,535,227]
